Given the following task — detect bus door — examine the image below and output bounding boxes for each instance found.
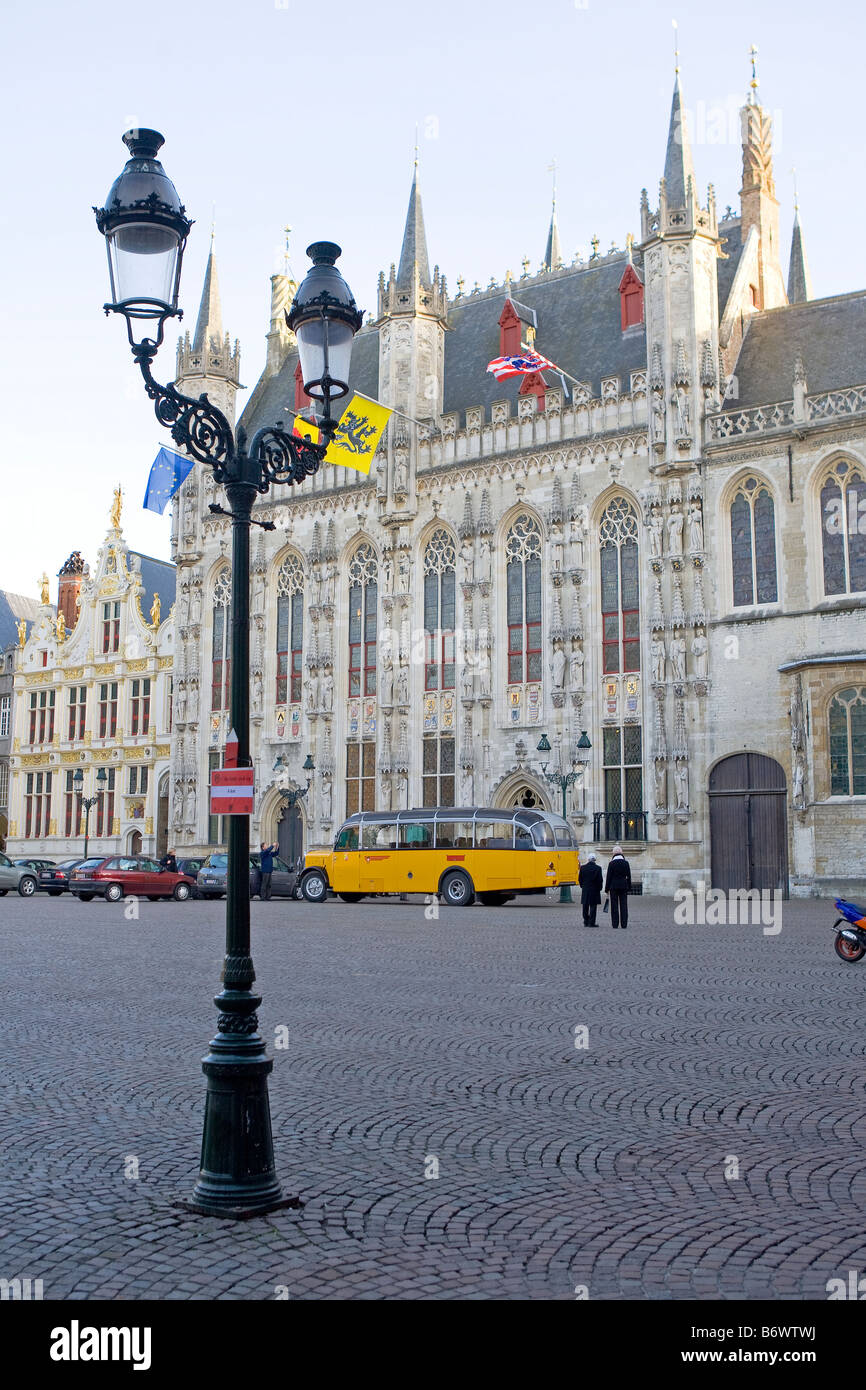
[332,824,361,893]
[359,821,399,893]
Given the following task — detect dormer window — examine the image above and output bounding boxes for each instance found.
[498,299,523,356]
[293,360,312,413]
[619,264,644,331]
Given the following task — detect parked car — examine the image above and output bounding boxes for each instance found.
[15,857,57,876]
[37,858,87,896]
[176,857,206,898]
[0,852,40,897]
[197,852,299,900]
[69,855,196,902]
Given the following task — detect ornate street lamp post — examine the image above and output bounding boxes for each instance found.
[95,130,361,1218]
[73,767,107,860]
[536,731,591,905]
[273,752,315,811]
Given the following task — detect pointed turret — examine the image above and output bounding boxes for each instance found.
[192,232,223,352]
[544,198,563,271]
[664,72,696,210]
[396,163,431,289]
[787,207,812,304]
[738,46,786,308]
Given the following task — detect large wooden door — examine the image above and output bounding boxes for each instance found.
[709,753,788,896]
[278,801,303,867]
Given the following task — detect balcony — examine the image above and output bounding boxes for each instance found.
[592,810,648,842]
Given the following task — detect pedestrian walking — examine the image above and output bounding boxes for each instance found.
[604,844,632,928]
[578,852,603,927]
[259,842,278,901]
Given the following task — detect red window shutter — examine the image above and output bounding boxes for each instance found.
[618,264,644,330]
[498,299,522,356]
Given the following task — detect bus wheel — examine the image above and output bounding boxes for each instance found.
[479,891,509,906]
[440,870,475,907]
[301,870,328,903]
[338,892,365,903]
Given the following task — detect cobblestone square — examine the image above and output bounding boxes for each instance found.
[1,893,865,1300]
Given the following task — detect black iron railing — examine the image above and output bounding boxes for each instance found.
[592,810,648,842]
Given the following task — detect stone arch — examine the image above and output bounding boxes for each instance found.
[490,770,550,811]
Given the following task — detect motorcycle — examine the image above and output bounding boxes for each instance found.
[832,899,866,963]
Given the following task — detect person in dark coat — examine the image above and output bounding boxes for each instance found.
[604,845,632,928]
[259,842,278,901]
[160,850,178,874]
[578,852,603,927]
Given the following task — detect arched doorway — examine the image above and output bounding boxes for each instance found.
[277,799,304,867]
[709,753,788,895]
[156,773,169,859]
[128,829,142,856]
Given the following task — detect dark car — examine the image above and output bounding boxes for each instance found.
[15,857,57,875]
[197,853,299,900]
[69,855,196,902]
[177,857,205,898]
[37,858,87,896]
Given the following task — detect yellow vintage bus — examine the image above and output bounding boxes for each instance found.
[299,805,580,907]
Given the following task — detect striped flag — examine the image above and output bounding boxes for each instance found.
[486,350,558,381]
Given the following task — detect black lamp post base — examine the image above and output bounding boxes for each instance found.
[186,1193,301,1221]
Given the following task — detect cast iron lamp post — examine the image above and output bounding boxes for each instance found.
[95,129,362,1218]
[536,731,591,905]
[73,767,107,860]
[273,752,315,810]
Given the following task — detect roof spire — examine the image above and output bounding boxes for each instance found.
[396,155,431,288]
[664,27,696,207]
[544,160,563,269]
[787,192,812,304]
[748,42,759,105]
[192,231,223,352]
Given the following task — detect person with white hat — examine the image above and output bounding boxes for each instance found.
[604,844,633,928]
[578,851,603,927]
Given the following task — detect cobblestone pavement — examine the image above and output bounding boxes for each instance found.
[1,891,865,1300]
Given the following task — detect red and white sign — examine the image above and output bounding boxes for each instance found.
[210,766,254,816]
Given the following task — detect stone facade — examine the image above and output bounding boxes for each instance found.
[169,67,865,896]
[5,506,176,861]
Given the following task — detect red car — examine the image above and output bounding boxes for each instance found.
[69,855,196,902]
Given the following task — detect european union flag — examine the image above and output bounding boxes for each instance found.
[143,446,195,515]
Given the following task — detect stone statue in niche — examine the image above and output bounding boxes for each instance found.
[394,455,408,494]
[187,682,199,724]
[667,508,684,557]
[173,784,184,827]
[307,669,320,711]
[688,501,704,552]
[551,644,566,690]
[674,384,690,436]
[461,764,474,803]
[252,572,265,614]
[321,778,333,823]
[461,664,473,699]
[670,636,687,681]
[184,781,196,826]
[674,758,689,810]
[651,390,665,443]
[396,664,408,705]
[190,586,202,626]
[380,652,394,706]
[252,670,263,715]
[322,670,334,712]
[478,533,492,581]
[651,638,666,683]
[648,511,664,558]
[175,681,188,723]
[479,658,491,699]
[691,630,708,679]
[461,536,475,582]
[569,645,584,690]
[383,555,394,593]
[398,554,410,593]
[654,760,667,808]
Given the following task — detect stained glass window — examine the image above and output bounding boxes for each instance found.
[422,736,455,806]
[423,530,457,692]
[348,544,378,698]
[829,687,866,796]
[211,567,231,712]
[599,497,640,673]
[730,478,777,606]
[276,553,304,704]
[505,514,543,684]
[820,461,866,596]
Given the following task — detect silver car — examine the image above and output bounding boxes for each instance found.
[0,852,39,897]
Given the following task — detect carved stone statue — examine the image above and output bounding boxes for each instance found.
[649,511,664,558]
[398,554,410,593]
[383,556,394,593]
[394,456,408,494]
[478,534,492,581]
[461,537,475,582]
[569,646,585,690]
[150,592,161,629]
[321,778,333,822]
[252,670,263,715]
[183,781,196,826]
[688,501,704,553]
[654,760,667,808]
[175,681,187,723]
[56,611,66,642]
[651,638,666,683]
[667,508,684,557]
[307,668,320,711]
[461,764,474,803]
[17,618,27,648]
[110,485,123,530]
[691,631,708,679]
[172,783,184,827]
[674,758,689,810]
[461,664,474,699]
[670,636,687,681]
[187,682,199,724]
[551,644,566,690]
[674,384,690,436]
[381,652,394,706]
[479,659,491,699]
[252,572,266,614]
[39,573,50,606]
[322,670,334,712]
[651,389,665,443]
[396,664,408,705]
[190,586,202,626]
[324,565,336,606]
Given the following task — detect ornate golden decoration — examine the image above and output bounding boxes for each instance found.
[64,668,85,680]
[100,578,119,596]
[153,745,171,758]
[150,592,161,629]
[39,573,50,605]
[110,486,123,530]
[48,820,57,836]
[127,658,148,672]
[17,618,27,648]
[158,656,173,669]
[144,818,154,834]
[24,673,52,685]
[56,612,66,642]
[111,818,120,835]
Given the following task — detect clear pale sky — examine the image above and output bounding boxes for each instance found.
[1,0,862,596]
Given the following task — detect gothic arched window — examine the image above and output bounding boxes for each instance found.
[505,514,543,684]
[599,497,640,673]
[829,686,866,796]
[348,543,378,697]
[276,553,304,705]
[730,476,778,606]
[819,460,866,596]
[211,567,231,712]
[423,529,456,691]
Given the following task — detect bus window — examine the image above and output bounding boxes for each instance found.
[400,821,432,849]
[335,825,358,851]
[515,825,533,850]
[475,821,515,849]
[435,820,474,849]
[362,822,398,849]
[552,822,574,847]
[531,821,555,849]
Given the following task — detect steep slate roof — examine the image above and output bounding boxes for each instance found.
[717,219,746,317]
[727,292,866,407]
[130,553,176,617]
[663,72,696,207]
[193,236,223,351]
[444,257,647,416]
[0,592,48,651]
[397,166,431,288]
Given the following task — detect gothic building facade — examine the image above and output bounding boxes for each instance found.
[169,63,866,896]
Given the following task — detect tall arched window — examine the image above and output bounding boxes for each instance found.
[820,460,866,595]
[348,543,378,698]
[829,686,866,795]
[505,514,543,685]
[276,553,304,704]
[599,497,640,673]
[730,476,778,606]
[211,567,231,712]
[423,529,456,690]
